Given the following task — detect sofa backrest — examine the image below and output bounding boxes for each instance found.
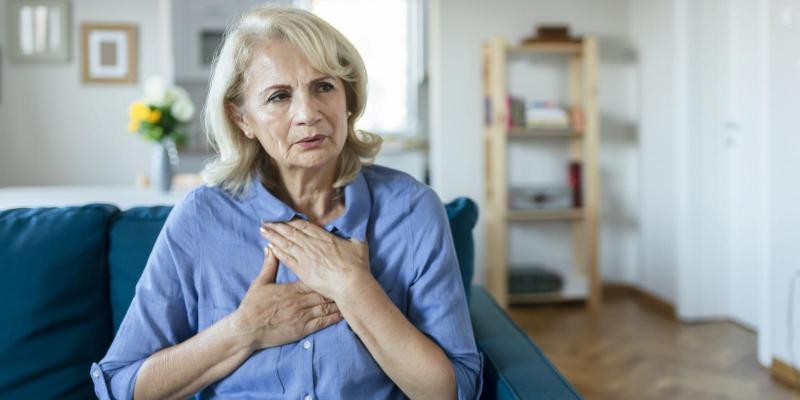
[107,206,173,333]
[0,197,478,398]
[0,205,118,399]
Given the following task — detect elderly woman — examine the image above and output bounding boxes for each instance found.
[91,6,481,400]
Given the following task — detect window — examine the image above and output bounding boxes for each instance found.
[300,0,425,138]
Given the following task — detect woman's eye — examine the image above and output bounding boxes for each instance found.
[268,92,290,103]
[317,82,335,93]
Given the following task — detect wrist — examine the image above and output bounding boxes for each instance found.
[223,311,259,354]
[334,271,380,308]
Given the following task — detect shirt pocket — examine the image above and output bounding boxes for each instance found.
[205,306,285,397]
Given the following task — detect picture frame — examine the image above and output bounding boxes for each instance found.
[81,23,138,84]
[6,0,71,63]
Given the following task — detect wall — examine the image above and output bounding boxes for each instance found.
[0,0,170,187]
[429,0,639,286]
[0,1,8,182]
[628,0,679,304]
[768,0,800,372]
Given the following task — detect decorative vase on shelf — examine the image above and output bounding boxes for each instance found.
[128,77,195,193]
[150,138,179,193]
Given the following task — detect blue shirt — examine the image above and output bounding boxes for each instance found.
[91,165,483,399]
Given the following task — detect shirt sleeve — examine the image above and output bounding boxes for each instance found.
[91,191,200,400]
[405,185,483,400]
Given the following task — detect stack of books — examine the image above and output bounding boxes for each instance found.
[490,96,584,132]
[525,100,570,129]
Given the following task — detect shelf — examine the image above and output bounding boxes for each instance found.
[507,208,584,222]
[509,42,583,55]
[508,291,586,305]
[483,36,600,311]
[507,127,583,139]
[508,272,589,305]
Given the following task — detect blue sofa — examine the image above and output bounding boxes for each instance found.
[0,199,581,399]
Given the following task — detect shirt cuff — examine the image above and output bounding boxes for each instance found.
[90,362,112,400]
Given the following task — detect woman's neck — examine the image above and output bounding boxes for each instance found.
[269,162,345,225]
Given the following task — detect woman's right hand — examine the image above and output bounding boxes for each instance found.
[228,247,342,351]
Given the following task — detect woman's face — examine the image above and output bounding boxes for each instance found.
[232,40,348,173]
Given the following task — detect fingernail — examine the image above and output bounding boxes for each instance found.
[264,246,269,256]
[260,226,269,234]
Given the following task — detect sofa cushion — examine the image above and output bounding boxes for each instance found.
[469,286,582,399]
[0,204,118,399]
[445,197,479,299]
[108,206,173,333]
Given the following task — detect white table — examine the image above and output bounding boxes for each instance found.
[0,186,192,210]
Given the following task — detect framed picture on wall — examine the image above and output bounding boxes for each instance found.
[81,23,138,84]
[7,0,71,63]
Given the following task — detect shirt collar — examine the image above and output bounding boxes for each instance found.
[244,169,371,241]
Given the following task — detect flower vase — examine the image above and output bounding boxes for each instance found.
[151,139,179,192]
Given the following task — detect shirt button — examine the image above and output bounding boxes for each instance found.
[304,395,313,400]
[303,340,311,349]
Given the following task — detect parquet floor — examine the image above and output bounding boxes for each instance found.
[508,288,800,400]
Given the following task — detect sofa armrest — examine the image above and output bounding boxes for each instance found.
[469,286,583,400]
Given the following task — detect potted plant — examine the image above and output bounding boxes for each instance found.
[128,77,195,192]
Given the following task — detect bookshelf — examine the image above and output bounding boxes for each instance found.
[482,36,601,311]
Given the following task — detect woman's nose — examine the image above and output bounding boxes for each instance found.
[292,91,321,126]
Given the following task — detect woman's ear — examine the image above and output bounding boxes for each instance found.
[226,101,253,139]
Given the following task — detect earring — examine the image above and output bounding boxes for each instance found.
[347,111,353,116]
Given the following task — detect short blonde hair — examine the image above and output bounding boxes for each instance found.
[201,5,382,197]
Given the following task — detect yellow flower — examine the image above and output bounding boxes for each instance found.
[128,101,150,121]
[146,109,162,124]
[128,120,140,132]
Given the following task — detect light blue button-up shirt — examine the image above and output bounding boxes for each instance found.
[91,165,482,399]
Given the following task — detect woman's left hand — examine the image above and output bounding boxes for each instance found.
[260,219,372,302]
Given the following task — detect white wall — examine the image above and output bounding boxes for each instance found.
[628,0,679,304]
[768,0,800,372]
[429,0,639,286]
[0,2,8,183]
[0,0,170,187]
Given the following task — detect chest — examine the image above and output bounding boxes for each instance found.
[193,209,413,320]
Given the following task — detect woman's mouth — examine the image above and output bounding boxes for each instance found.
[297,135,327,149]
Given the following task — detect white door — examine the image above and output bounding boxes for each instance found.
[726,0,769,331]
[676,0,767,331]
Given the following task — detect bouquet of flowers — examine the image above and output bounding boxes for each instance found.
[127,77,195,144]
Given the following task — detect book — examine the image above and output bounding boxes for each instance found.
[568,161,582,208]
[525,100,570,129]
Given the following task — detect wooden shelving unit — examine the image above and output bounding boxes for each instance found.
[482,36,601,311]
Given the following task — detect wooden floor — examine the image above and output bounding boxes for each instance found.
[508,288,800,400]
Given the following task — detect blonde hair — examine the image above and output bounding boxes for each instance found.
[201,5,382,197]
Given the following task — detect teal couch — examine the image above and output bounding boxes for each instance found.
[0,199,581,400]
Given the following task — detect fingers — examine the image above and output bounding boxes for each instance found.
[302,310,343,336]
[286,219,328,240]
[304,300,339,318]
[261,226,303,258]
[292,290,331,308]
[262,222,309,244]
[268,242,299,270]
[255,246,278,285]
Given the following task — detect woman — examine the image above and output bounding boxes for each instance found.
[91,6,481,400]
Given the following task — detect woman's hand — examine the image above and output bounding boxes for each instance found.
[260,219,372,302]
[228,247,342,351]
